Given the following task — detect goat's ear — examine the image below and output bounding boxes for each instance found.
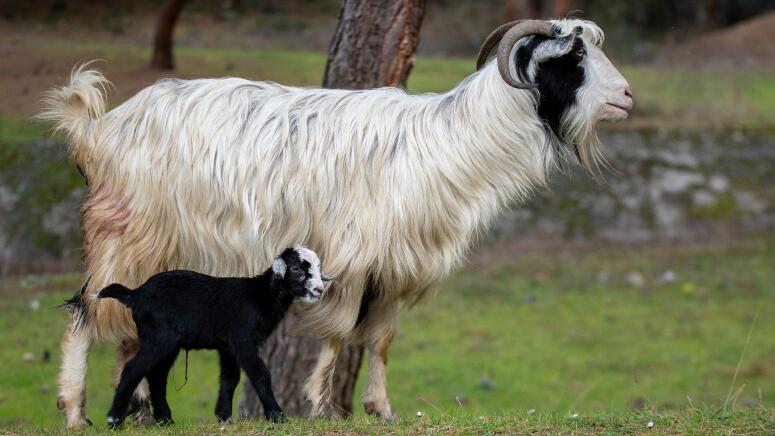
[271,258,286,278]
[532,26,583,65]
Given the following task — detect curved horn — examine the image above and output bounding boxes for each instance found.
[497,20,555,89]
[476,20,525,71]
[475,20,553,89]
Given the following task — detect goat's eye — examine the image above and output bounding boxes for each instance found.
[574,48,585,59]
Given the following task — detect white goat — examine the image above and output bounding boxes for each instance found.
[41,18,632,427]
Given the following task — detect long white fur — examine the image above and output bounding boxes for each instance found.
[42,18,630,424]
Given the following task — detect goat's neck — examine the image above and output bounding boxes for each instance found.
[420,64,554,233]
[250,272,295,324]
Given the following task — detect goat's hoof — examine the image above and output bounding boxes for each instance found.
[268,410,286,423]
[106,416,123,430]
[64,410,92,429]
[134,404,157,426]
[364,399,397,423]
[56,396,65,411]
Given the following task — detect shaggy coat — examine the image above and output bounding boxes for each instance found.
[98,246,329,427]
[42,18,632,426]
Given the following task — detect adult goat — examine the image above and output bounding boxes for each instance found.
[42,19,632,427]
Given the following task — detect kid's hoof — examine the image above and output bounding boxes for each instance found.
[106,416,123,429]
[268,410,286,423]
[56,396,65,411]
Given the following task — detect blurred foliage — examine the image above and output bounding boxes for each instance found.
[2,1,773,43]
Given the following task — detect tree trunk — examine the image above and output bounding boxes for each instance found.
[239,0,426,419]
[323,0,427,89]
[238,313,364,417]
[150,0,187,70]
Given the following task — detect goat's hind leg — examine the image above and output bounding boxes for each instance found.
[107,346,164,428]
[215,350,241,422]
[116,338,155,425]
[58,323,94,428]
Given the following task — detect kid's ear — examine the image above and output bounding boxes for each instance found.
[272,258,286,278]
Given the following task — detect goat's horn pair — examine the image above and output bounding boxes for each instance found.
[476,20,555,89]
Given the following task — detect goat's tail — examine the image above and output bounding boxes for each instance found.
[38,62,110,165]
[97,283,134,306]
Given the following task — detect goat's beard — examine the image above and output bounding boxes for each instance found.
[560,105,608,176]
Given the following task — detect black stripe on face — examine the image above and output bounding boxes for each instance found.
[516,36,586,140]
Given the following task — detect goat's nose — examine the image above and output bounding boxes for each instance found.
[624,86,633,99]
[314,286,324,295]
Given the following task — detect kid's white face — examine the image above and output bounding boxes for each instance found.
[295,246,330,303]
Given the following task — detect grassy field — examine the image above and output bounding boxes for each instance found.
[7,410,774,435]
[1,28,774,433]
[1,238,772,432]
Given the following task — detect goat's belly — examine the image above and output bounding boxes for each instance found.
[175,324,228,350]
[178,335,222,351]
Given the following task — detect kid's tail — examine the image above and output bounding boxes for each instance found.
[97,283,133,306]
[38,62,110,165]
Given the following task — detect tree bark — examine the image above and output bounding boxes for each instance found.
[150,0,187,70]
[323,0,427,89]
[238,313,364,417]
[239,0,426,419]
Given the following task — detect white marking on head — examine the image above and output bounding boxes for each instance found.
[547,20,631,124]
[293,245,326,302]
[272,258,286,278]
[510,19,632,171]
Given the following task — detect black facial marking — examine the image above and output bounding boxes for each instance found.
[516,36,586,141]
[278,248,311,297]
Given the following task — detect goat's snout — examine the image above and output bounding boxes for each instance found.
[303,285,325,303]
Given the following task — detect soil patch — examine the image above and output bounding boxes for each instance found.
[659,12,775,71]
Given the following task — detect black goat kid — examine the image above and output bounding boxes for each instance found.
[97,246,332,427]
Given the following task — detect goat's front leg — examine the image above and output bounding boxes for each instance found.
[146,351,179,425]
[215,350,241,422]
[304,337,343,418]
[236,345,285,422]
[359,300,399,422]
[58,323,93,428]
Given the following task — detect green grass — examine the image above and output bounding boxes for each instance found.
[0,239,772,431]
[0,116,53,145]
[6,410,774,435]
